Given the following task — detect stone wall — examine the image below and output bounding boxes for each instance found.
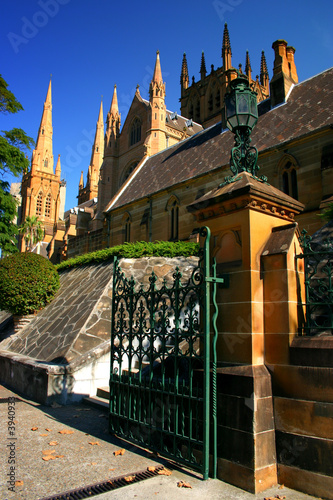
[0,256,198,404]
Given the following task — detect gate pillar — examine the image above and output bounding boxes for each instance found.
[187,171,304,493]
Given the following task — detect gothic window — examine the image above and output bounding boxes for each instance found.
[122,213,131,243]
[45,194,51,217]
[321,145,333,170]
[215,90,221,109]
[189,103,194,119]
[121,161,139,187]
[130,118,142,146]
[166,196,179,241]
[208,94,213,112]
[36,192,43,216]
[44,158,48,168]
[195,100,200,122]
[279,157,298,200]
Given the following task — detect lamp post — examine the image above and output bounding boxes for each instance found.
[224,73,259,177]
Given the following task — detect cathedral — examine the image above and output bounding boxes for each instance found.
[16,24,332,261]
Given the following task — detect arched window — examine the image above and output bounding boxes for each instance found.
[122,213,131,243]
[130,118,142,146]
[195,99,200,122]
[44,158,48,168]
[279,155,299,200]
[45,193,51,217]
[120,161,139,187]
[166,196,179,241]
[215,90,221,109]
[36,192,43,216]
[208,94,213,112]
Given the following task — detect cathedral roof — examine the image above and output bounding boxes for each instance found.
[105,67,333,213]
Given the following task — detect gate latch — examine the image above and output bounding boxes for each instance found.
[205,274,229,288]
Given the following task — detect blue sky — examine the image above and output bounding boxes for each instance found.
[1,0,332,212]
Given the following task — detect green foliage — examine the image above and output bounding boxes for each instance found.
[0,180,19,255]
[19,215,44,252]
[0,252,60,315]
[319,203,333,223]
[0,74,35,255]
[55,241,200,272]
[0,75,24,114]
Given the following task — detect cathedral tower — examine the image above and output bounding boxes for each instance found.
[148,51,166,156]
[78,100,104,204]
[20,79,65,259]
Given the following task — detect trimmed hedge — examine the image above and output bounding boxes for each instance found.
[0,252,60,315]
[55,241,200,272]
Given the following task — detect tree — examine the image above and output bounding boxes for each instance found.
[18,215,44,252]
[0,74,34,256]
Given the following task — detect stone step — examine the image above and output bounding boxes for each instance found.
[96,386,110,399]
[83,395,109,410]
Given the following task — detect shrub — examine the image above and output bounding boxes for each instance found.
[55,241,200,272]
[0,252,60,315]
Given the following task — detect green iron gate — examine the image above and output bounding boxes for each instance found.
[109,228,223,479]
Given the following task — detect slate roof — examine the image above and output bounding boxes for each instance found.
[105,68,333,213]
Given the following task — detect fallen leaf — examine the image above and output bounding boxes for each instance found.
[278,484,285,489]
[90,462,97,466]
[40,433,49,436]
[113,448,125,456]
[147,466,156,472]
[49,441,58,446]
[125,476,134,482]
[42,450,56,455]
[45,428,52,432]
[88,441,101,446]
[42,455,56,461]
[157,468,172,476]
[58,429,74,434]
[31,427,38,431]
[15,480,24,487]
[55,455,64,459]
[177,480,192,488]
[109,468,116,471]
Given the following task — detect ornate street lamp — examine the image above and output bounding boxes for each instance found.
[224,73,259,177]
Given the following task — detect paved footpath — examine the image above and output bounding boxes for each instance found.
[0,385,320,500]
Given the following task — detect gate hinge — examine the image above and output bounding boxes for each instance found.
[205,274,229,288]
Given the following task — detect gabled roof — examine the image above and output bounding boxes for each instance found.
[105,67,333,213]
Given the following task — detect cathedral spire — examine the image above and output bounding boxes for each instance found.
[200,51,207,80]
[31,78,54,174]
[152,50,163,85]
[55,154,61,179]
[222,23,232,70]
[245,51,252,81]
[180,52,189,91]
[260,50,269,93]
[79,170,84,189]
[110,85,119,116]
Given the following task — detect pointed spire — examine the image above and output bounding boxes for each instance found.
[200,51,207,80]
[260,50,269,84]
[79,170,84,189]
[45,78,52,107]
[149,50,165,103]
[245,51,252,80]
[32,78,54,174]
[222,23,232,70]
[110,85,119,116]
[180,52,189,90]
[152,50,163,84]
[55,154,61,178]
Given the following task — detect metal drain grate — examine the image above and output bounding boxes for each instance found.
[38,465,165,500]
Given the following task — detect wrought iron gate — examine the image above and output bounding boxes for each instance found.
[297,229,333,336]
[109,228,223,479]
